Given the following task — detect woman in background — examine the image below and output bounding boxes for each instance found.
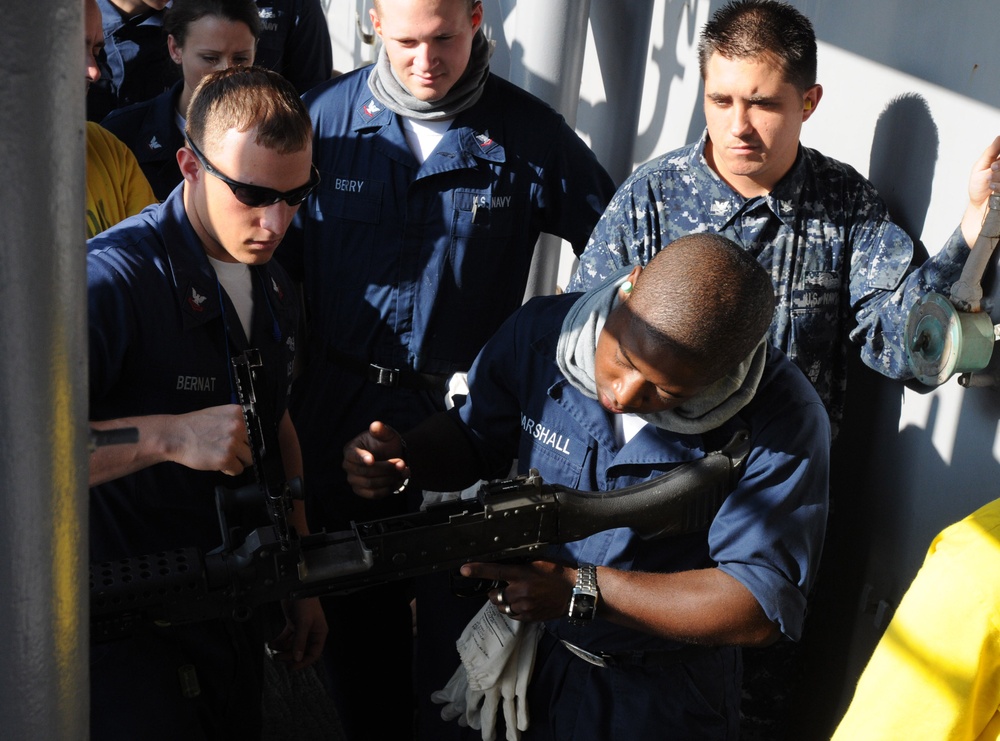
[102,0,261,200]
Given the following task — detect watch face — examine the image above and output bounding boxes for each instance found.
[570,593,597,620]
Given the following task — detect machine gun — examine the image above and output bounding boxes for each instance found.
[90,351,751,642]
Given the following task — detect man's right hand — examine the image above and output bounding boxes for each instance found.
[961,136,1000,247]
[342,420,410,499]
[88,404,252,486]
[163,404,252,475]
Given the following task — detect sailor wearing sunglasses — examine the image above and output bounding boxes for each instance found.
[86,66,326,739]
[179,111,318,266]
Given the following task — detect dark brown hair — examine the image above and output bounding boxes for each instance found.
[698,0,817,91]
[165,0,261,47]
[186,66,312,155]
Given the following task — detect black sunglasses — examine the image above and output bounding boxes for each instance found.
[184,134,320,208]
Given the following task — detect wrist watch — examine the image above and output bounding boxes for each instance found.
[567,563,599,625]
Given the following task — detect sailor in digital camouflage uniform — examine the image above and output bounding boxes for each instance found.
[568,0,998,437]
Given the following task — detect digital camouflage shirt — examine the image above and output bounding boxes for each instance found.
[568,131,971,435]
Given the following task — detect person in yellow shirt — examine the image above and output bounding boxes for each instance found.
[85,0,156,238]
[86,122,157,238]
[833,498,1000,740]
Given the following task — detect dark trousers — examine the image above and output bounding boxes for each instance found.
[90,618,267,741]
[321,581,415,741]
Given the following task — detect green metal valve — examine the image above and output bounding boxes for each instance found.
[905,292,995,386]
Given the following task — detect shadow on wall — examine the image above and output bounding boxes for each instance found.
[869,94,938,262]
[629,0,707,167]
[494,0,657,188]
[789,91,1000,737]
[864,93,1000,587]
[576,0,656,185]
[482,0,511,78]
[788,92,930,738]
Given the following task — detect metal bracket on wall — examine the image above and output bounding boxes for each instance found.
[858,583,895,631]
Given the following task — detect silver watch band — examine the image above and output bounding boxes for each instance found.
[568,562,599,624]
[576,563,598,592]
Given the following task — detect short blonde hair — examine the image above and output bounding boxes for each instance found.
[373,0,479,18]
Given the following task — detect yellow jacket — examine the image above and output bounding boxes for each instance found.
[85,121,156,239]
[833,498,1000,740]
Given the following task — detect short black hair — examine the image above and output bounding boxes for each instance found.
[626,233,775,380]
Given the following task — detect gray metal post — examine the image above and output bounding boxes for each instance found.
[506,0,591,128]
[586,0,656,185]
[505,0,592,299]
[0,1,89,739]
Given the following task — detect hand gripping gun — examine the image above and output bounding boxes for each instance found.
[90,352,751,642]
[227,348,298,551]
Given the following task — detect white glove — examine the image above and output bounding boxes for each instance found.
[431,601,541,741]
[461,601,521,690]
[430,662,472,727]
[479,619,542,741]
[512,620,542,737]
[431,600,510,730]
